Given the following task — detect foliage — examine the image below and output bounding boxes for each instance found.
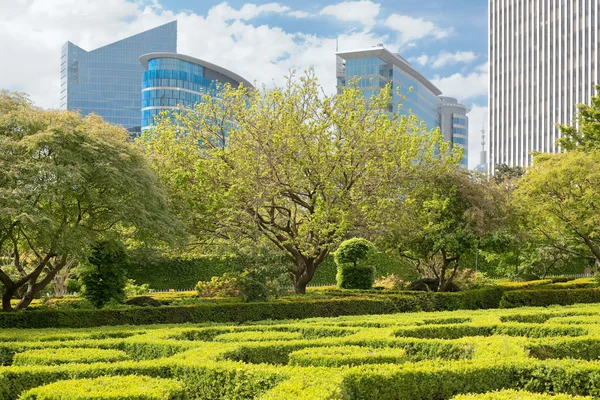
[196,266,288,302]
[13,348,129,366]
[514,151,600,268]
[80,241,128,309]
[140,71,455,293]
[407,278,461,292]
[20,375,186,400]
[124,296,162,307]
[374,274,408,290]
[336,264,375,290]
[124,279,150,297]
[453,269,496,290]
[557,85,600,151]
[125,250,416,290]
[0,91,175,311]
[195,273,240,298]
[371,168,506,291]
[334,238,376,268]
[5,303,600,399]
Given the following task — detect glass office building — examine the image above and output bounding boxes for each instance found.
[140,53,254,130]
[336,45,470,167]
[60,21,177,134]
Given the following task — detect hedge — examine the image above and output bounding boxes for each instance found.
[4,304,600,399]
[125,252,417,290]
[7,287,600,329]
[0,288,503,329]
[452,389,591,399]
[19,375,186,400]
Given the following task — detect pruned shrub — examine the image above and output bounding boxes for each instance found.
[125,296,162,307]
[335,238,376,290]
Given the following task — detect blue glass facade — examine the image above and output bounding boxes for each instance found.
[60,21,177,134]
[340,52,441,131]
[140,54,251,130]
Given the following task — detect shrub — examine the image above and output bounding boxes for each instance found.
[336,265,375,290]
[375,274,408,290]
[451,389,591,399]
[80,241,128,309]
[408,278,461,292]
[125,296,162,307]
[334,238,376,268]
[195,273,240,298]
[455,270,496,290]
[335,238,376,290]
[125,279,151,297]
[20,375,186,400]
[500,288,600,308]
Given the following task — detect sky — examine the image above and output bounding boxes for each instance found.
[0,0,488,168]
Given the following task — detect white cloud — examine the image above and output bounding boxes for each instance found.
[288,10,310,18]
[208,3,290,21]
[466,104,488,169]
[412,51,478,69]
[431,62,488,100]
[384,14,452,45]
[320,1,381,29]
[0,0,392,108]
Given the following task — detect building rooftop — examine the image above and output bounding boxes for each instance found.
[336,46,442,96]
[140,52,254,89]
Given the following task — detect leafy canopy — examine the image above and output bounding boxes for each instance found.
[0,90,175,311]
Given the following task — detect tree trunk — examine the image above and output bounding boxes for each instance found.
[2,286,14,312]
[292,252,327,294]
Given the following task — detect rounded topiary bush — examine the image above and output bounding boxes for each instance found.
[335,238,376,290]
[20,375,186,400]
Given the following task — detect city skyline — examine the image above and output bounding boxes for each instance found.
[0,0,488,168]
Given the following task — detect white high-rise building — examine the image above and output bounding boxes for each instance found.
[489,0,600,174]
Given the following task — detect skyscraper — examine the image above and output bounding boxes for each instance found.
[60,21,177,134]
[336,45,470,167]
[489,0,600,174]
[140,53,254,130]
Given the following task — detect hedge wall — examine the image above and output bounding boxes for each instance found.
[124,251,417,290]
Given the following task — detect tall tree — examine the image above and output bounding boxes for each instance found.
[141,71,454,293]
[0,91,175,311]
[514,151,600,269]
[371,169,505,291]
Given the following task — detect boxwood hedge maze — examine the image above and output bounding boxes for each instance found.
[4,304,600,399]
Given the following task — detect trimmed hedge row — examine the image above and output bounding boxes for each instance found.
[4,287,600,329]
[452,390,591,399]
[125,252,417,290]
[20,375,186,400]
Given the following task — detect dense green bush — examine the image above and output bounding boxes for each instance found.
[408,278,461,292]
[452,389,591,399]
[336,265,375,290]
[335,238,376,290]
[80,241,128,308]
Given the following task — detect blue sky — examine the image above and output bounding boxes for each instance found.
[0,0,488,168]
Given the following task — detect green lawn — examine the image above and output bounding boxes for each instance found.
[2,303,600,399]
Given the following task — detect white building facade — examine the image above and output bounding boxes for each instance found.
[489,0,600,174]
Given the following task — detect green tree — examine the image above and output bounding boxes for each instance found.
[372,169,505,291]
[514,151,600,269]
[141,71,454,293]
[334,238,376,268]
[557,85,600,151]
[80,240,128,308]
[0,91,175,311]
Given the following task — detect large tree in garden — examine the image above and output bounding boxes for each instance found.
[371,169,505,291]
[514,151,600,269]
[557,85,600,151]
[141,71,453,293]
[0,91,175,311]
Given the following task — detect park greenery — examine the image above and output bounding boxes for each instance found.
[2,78,600,311]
